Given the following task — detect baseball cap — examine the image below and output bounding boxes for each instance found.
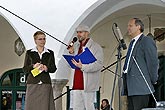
[76,25,90,33]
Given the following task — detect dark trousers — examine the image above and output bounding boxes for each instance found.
[127,95,149,110]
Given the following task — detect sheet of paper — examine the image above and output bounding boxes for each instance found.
[31,66,42,77]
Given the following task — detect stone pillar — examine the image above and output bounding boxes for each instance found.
[121,96,128,110]
[52,79,69,110]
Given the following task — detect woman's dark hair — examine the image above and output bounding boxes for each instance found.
[102,99,109,104]
[133,18,144,32]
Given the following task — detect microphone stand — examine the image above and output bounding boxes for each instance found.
[101,56,126,72]
[110,43,123,110]
[54,89,72,101]
[102,66,122,78]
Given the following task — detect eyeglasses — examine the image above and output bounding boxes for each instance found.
[36,38,46,40]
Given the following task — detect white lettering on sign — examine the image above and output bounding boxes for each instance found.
[20,75,26,83]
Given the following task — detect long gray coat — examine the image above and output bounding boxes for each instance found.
[122,34,159,96]
[70,38,104,92]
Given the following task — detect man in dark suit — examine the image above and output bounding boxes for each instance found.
[122,18,159,110]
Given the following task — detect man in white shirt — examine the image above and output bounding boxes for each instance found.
[122,18,159,110]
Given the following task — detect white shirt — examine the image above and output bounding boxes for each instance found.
[124,33,142,73]
[31,47,50,59]
[31,47,50,84]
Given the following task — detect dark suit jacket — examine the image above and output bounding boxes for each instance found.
[23,49,57,84]
[122,34,159,96]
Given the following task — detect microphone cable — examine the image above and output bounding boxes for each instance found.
[0,5,68,46]
[132,56,158,104]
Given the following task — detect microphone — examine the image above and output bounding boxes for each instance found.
[67,37,77,49]
[114,23,127,50]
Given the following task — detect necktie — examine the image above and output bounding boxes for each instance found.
[123,39,135,71]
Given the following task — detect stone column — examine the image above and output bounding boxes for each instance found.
[52,79,69,110]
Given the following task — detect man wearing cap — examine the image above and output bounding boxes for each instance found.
[68,25,104,110]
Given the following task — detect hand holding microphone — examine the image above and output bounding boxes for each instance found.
[67,37,77,54]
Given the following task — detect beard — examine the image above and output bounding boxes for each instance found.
[78,36,85,42]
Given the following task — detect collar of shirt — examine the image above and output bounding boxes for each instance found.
[31,47,50,59]
[132,33,142,45]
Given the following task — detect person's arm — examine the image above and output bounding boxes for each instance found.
[144,37,159,84]
[23,50,33,73]
[68,46,74,54]
[81,43,104,73]
[46,50,57,73]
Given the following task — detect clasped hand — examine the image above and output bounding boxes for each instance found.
[33,62,48,72]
